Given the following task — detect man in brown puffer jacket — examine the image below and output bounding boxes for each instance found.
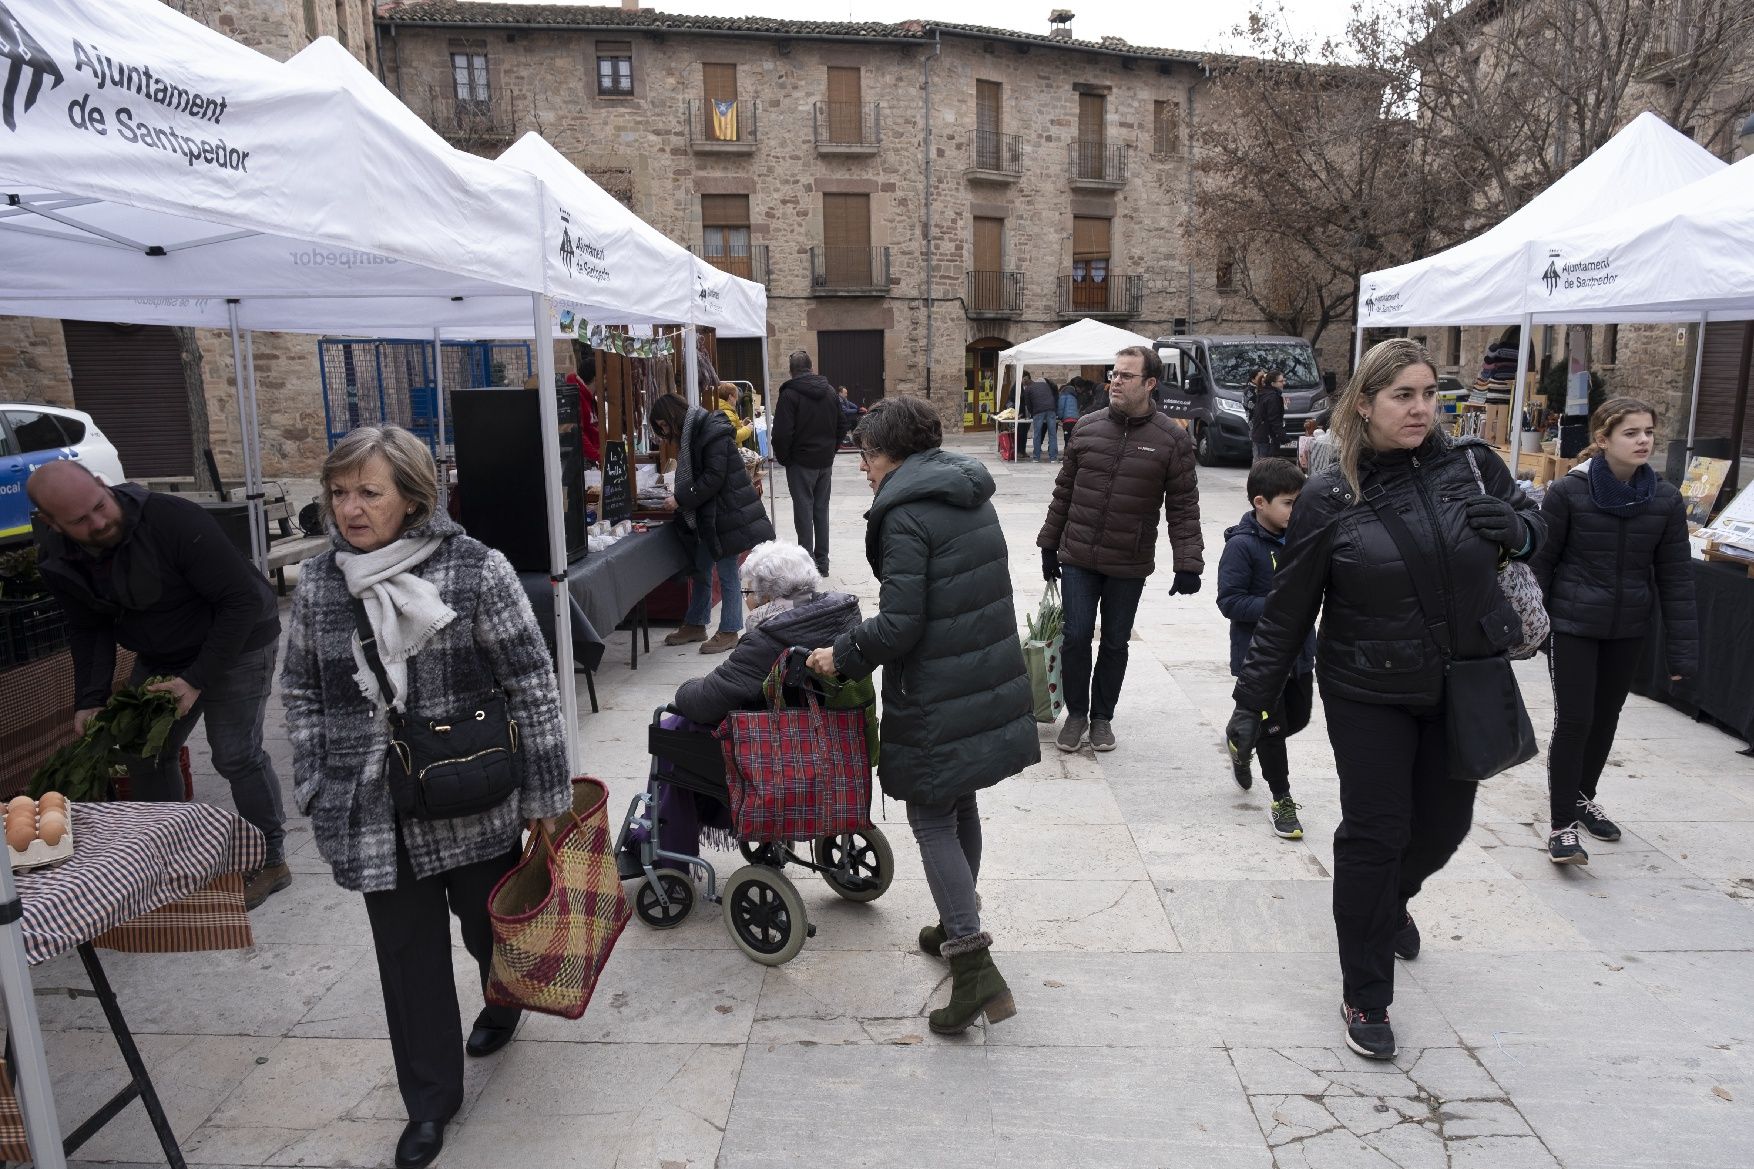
[1037,345,1203,753]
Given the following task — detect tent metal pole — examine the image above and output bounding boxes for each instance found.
[1507,313,1533,478]
[1684,312,1708,460]
[225,303,266,574]
[431,327,448,512]
[683,323,700,408]
[532,293,580,771]
[759,333,775,525]
[241,330,269,569]
[0,859,68,1169]
[1353,325,1364,371]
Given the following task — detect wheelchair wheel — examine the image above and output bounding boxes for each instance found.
[811,827,894,903]
[722,865,808,965]
[633,868,695,929]
[739,841,786,867]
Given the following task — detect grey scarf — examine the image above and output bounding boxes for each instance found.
[673,404,709,531]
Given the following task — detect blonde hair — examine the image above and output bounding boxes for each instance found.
[1332,338,1437,497]
[1581,396,1657,461]
[319,425,439,532]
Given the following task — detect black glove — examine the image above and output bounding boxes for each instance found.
[1042,548,1061,581]
[1226,706,1268,769]
[1169,571,1202,596]
[1464,494,1523,551]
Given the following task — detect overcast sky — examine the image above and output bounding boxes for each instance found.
[536,1,1362,56]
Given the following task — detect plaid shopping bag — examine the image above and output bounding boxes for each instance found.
[485,777,631,1019]
[716,653,873,843]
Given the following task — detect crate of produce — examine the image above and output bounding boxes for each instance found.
[0,595,68,670]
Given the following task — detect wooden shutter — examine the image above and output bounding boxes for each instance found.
[973,217,1004,272]
[62,321,193,478]
[702,63,737,104]
[1698,322,1754,462]
[822,193,871,285]
[1153,100,1178,154]
[702,195,752,277]
[976,80,1002,135]
[701,195,749,227]
[1072,216,1110,261]
[1078,93,1105,143]
[826,66,861,143]
[816,330,885,404]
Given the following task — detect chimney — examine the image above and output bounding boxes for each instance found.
[1048,9,1074,40]
[622,0,640,10]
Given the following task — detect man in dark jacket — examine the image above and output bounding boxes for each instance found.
[771,349,841,576]
[1038,346,1204,753]
[28,461,289,906]
[1022,371,1059,462]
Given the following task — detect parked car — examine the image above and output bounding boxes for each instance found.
[0,405,127,543]
[1153,335,1329,466]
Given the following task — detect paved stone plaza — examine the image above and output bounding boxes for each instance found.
[29,436,1754,1168]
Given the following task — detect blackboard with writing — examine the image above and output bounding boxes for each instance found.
[601,438,633,523]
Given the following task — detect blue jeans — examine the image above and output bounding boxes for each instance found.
[1059,564,1146,722]
[1031,411,1058,460]
[907,794,982,941]
[684,541,743,633]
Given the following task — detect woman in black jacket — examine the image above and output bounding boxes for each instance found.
[1228,339,1543,1061]
[806,397,1039,1035]
[650,393,776,655]
[1530,397,1697,865]
[1250,368,1288,461]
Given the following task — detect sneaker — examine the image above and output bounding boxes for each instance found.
[663,624,707,646]
[1547,825,1589,865]
[1230,749,1254,791]
[1056,715,1088,753]
[1341,1001,1396,1060]
[243,860,292,910]
[1393,911,1420,960]
[1088,719,1117,752]
[1269,798,1303,839]
[700,631,739,654]
[1575,798,1621,842]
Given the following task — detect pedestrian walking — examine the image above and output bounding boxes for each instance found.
[1023,370,1059,461]
[1216,457,1315,839]
[1250,368,1288,461]
[651,392,776,653]
[29,460,291,908]
[279,426,574,1169]
[1038,346,1204,753]
[1530,396,1696,865]
[806,397,1038,1035]
[771,349,840,576]
[1226,339,1543,1061]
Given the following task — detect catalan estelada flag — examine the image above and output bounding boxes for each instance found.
[711,98,738,141]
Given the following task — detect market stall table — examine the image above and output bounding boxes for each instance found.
[0,802,265,1168]
[1630,558,1754,746]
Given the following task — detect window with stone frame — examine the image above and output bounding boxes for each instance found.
[1152,100,1180,156]
[450,49,489,107]
[702,195,753,278]
[597,41,634,96]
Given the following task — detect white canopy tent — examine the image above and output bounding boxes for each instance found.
[1355,113,1726,445]
[997,318,1156,415]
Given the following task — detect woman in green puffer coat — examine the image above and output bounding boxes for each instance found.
[807,397,1039,1035]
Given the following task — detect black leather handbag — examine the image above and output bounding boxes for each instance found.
[1360,484,1537,782]
[350,599,522,819]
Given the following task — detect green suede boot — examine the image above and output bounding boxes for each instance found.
[918,922,947,956]
[928,932,1016,1034]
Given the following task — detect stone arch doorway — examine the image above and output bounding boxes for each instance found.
[965,337,1009,431]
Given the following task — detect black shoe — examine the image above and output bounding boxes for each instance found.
[1548,825,1589,865]
[465,1009,521,1057]
[1230,748,1253,791]
[1575,798,1621,842]
[1393,910,1420,960]
[1268,797,1302,839]
[1341,1001,1396,1060]
[395,1119,446,1169]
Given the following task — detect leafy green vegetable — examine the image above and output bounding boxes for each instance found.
[1026,584,1063,643]
[29,679,183,802]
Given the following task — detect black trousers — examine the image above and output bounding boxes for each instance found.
[362,832,523,1122]
[1547,632,1643,828]
[1254,670,1314,800]
[1324,689,1478,1010]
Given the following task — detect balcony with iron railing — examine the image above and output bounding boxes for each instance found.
[1056,273,1143,318]
[966,270,1023,318]
[1069,140,1126,189]
[966,129,1023,183]
[422,86,518,149]
[1637,13,1697,83]
[814,102,881,154]
[691,243,770,287]
[810,246,892,295]
[687,99,759,151]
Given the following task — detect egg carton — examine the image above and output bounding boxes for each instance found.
[8,802,75,872]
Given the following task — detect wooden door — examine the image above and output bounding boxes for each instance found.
[826,66,861,144]
[1071,216,1111,311]
[817,330,885,405]
[972,217,1005,311]
[1077,93,1106,178]
[975,80,1003,169]
[702,63,738,140]
[822,193,872,286]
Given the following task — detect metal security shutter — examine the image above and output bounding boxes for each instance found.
[716,338,764,387]
[816,330,884,406]
[1696,322,1754,462]
[62,321,192,478]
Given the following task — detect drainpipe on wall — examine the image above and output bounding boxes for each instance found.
[1184,72,1200,331]
[921,28,940,398]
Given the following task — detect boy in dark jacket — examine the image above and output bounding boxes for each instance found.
[1216,458,1314,838]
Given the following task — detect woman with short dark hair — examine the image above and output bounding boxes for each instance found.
[806,397,1038,1034]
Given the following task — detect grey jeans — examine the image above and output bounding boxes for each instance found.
[786,464,833,573]
[906,793,983,941]
[127,643,287,864]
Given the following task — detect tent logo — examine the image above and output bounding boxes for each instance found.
[0,2,63,132]
[1541,259,1561,296]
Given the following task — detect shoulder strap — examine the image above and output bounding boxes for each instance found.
[348,596,398,707]
[1358,485,1453,659]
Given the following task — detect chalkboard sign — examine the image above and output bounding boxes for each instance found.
[601,438,633,523]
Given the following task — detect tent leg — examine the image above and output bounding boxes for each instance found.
[759,334,775,525]
[682,323,700,408]
[241,331,268,570]
[225,303,266,575]
[1684,312,1708,461]
[432,328,448,512]
[1507,313,1533,479]
[0,857,66,1169]
[532,294,580,773]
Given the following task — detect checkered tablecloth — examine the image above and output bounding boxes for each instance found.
[13,801,265,966]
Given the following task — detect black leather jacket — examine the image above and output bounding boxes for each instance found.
[1233,434,1544,710]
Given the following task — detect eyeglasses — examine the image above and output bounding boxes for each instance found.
[1107,370,1141,384]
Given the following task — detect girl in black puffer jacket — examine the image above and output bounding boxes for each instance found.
[1530,397,1697,865]
[1230,339,1543,1063]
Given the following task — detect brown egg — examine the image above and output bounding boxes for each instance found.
[6,819,34,852]
[5,809,34,835]
[37,792,66,813]
[6,796,34,816]
[37,812,65,847]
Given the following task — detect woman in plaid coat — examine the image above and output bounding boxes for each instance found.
[281,426,572,1169]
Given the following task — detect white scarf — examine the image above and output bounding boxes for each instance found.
[335,533,456,712]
